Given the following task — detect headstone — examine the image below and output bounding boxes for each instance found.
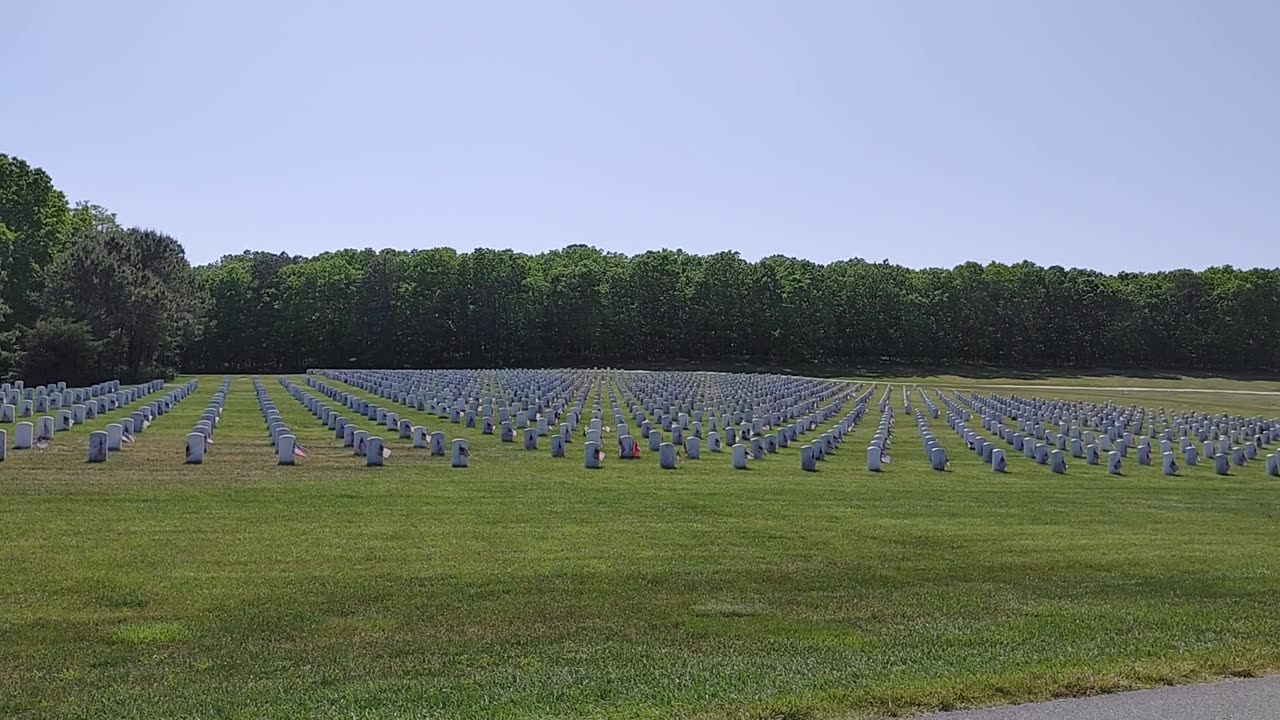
[658,442,677,469]
[185,433,205,464]
[1107,451,1122,475]
[929,446,948,471]
[13,422,32,449]
[412,426,427,448]
[36,416,54,441]
[684,436,700,460]
[1162,451,1178,476]
[366,437,385,466]
[800,445,817,471]
[278,434,297,465]
[451,439,469,467]
[584,441,602,469]
[992,448,1006,472]
[431,431,447,456]
[102,423,122,451]
[87,431,108,463]
[1214,453,1230,475]
[1050,449,1067,474]
[731,443,748,469]
[550,434,566,458]
[867,446,882,471]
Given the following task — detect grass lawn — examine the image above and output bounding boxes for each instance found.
[1,372,1278,719]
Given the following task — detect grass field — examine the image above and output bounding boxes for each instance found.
[2,372,1279,719]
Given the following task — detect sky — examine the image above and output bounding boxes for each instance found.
[3,1,1277,272]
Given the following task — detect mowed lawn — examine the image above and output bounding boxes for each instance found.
[1,373,1279,719]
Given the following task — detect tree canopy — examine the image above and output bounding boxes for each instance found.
[3,151,1279,381]
[182,249,1280,373]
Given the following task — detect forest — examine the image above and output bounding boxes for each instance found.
[4,152,1280,383]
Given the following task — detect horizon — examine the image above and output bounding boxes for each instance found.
[5,1,1278,273]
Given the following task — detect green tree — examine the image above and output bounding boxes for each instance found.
[18,318,104,386]
[43,228,198,380]
[0,154,76,328]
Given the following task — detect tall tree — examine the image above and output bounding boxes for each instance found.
[42,228,198,380]
[0,154,75,328]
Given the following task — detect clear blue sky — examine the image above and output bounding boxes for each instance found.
[4,1,1277,271]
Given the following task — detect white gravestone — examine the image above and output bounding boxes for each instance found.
[584,441,602,469]
[1107,451,1122,475]
[800,445,817,471]
[278,435,297,465]
[185,433,205,464]
[366,437,385,466]
[867,446,881,471]
[658,442,677,469]
[992,448,1006,472]
[87,431,108,463]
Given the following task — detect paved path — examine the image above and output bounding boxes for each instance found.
[923,676,1280,719]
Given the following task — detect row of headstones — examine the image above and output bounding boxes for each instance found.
[306,369,871,471]
[304,376,475,452]
[318,369,584,422]
[617,374,849,422]
[2,380,177,458]
[306,375,478,432]
[323,367,859,456]
[949,390,1280,476]
[2,379,165,424]
[328,368,825,416]
[318,368,846,439]
[284,377,471,467]
[572,386,867,470]
[864,403,896,471]
[960,390,1280,449]
[183,378,230,464]
[1,378,122,407]
[939,390,1268,476]
[912,409,958,472]
[84,380,200,463]
[940,389,1121,474]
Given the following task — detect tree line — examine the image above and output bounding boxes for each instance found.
[3,152,1279,383]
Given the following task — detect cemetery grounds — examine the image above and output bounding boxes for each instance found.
[2,370,1279,720]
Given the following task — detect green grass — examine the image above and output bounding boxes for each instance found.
[1,372,1279,719]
